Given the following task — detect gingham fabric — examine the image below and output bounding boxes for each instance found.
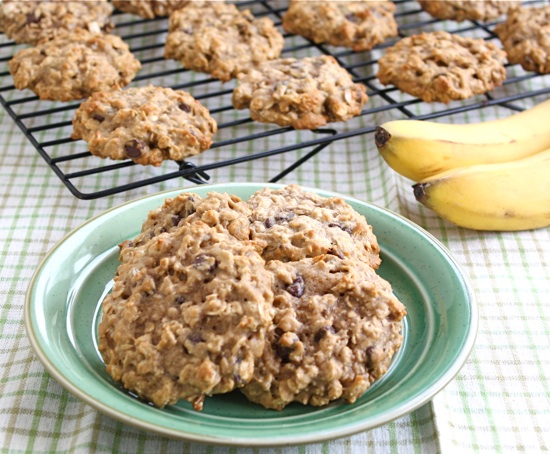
[2,2,550,452]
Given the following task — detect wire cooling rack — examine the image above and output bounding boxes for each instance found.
[1,0,549,199]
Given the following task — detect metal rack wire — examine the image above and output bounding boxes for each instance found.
[1,0,549,199]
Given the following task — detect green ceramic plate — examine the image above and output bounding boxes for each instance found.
[25,183,477,447]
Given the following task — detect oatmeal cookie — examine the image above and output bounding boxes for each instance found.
[99,220,274,410]
[232,55,368,129]
[8,29,141,102]
[495,5,550,74]
[418,0,520,23]
[71,85,217,167]
[377,31,507,103]
[240,255,406,410]
[282,0,398,51]
[113,0,189,19]
[247,185,380,269]
[164,2,284,82]
[120,191,253,255]
[0,0,114,45]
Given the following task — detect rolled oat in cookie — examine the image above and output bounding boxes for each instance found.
[247,184,380,269]
[164,2,284,82]
[240,255,406,410]
[9,29,141,102]
[113,0,189,19]
[495,5,550,74]
[282,0,398,51]
[0,0,114,45]
[232,55,368,130]
[418,0,520,23]
[71,85,217,167]
[377,31,507,103]
[99,220,274,410]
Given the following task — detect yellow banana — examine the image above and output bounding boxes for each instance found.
[412,148,550,231]
[375,98,550,182]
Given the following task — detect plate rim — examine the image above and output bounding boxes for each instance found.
[24,182,478,446]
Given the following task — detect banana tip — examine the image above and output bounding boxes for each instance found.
[374,126,391,148]
[412,183,427,203]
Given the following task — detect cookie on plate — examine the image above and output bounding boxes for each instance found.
[377,31,507,103]
[71,85,217,167]
[240,255,406,410]
[120,191,253,256]
[495,5,550,74]
[0,0,114,45]
[112,0,189,19]
[247,184,381,269]
[9,29,141,102]
[232,55,368,129]
[282,0,398,51]
[164,2,284,82]
[99,220,274,410]
[418,0,520,22]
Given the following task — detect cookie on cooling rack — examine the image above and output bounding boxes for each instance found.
[112,0,189,19]
[0,0,114,45]
[495,5,550,74]
[232,55,368,130]
[71,86,217,167]
[247,184,381,269]
[282,0,398,51]
[99,220,274,410]
[418,0,520,22]
[376,31,507,103]
[164,2,284,82]
[240,254,406,410]
[8,29,141,102]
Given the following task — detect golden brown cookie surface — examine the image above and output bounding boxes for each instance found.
[283,0,398,51]
[495,5,550,74]
[164,2,284,82]
[418,0,520,22]
[232,56,368,129]
[9,29,141,102]
[377,31,507,103]
[0,0,114,45]
[241,255,406,410]
[99,220,275,410]
[71,86,217,166]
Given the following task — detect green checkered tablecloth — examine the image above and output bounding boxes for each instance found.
[2,102,549,452]
[2,2,550,451]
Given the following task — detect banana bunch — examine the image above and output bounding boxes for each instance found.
[374,98,550,231]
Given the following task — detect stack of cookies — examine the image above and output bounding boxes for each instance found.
[98,184,407,411]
